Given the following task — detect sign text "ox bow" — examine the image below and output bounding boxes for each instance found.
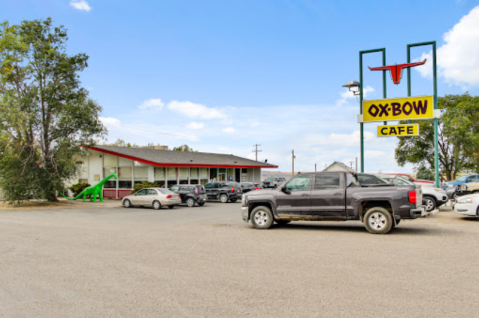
[362,96,434,122]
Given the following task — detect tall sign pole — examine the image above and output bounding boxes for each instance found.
[359,48,387,172]
[407,41,439,188]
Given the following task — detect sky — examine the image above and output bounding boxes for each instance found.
[2,0,479,173]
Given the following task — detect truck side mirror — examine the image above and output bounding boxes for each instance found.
[281,187,291,195]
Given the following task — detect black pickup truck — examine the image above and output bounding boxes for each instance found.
[241,172,424,234]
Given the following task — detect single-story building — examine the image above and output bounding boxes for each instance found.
[72,145,278,199]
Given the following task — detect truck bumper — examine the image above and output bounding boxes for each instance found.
[241,206,249,223]
[410,206,426,218]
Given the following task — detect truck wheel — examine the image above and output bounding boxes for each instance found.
[424,196,436,212]
[220,194,229,203]
[186,198,196,207]
[275,219,291,226]
[364,207,393,234]
[251,206,273,229]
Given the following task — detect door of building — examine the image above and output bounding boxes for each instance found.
[241,168,248,182]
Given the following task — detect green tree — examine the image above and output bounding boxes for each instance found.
[416,166,434,181]
[172,144,195,152]
[395,94,479,181]
[0,18,106,202]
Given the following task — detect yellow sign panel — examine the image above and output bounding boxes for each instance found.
[363,95,434,122]
[377,124,419,137]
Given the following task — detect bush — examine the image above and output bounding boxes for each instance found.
[416,166,434,181]
[132,182,159,194]
[68,183,91,197]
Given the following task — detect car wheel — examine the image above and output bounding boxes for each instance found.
[186,198,195,207]
[220,194,228,203]
[152,200,162,210]
[275,219,291,225]
[251,206,273,229]
[424,196,436,212]
[364,207,393,234]
[230,198,237,203]
[198,202,205,207]
[168,205,175,209]
[123,199,132,208]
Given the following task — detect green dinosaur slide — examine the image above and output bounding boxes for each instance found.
[61,173,118,202]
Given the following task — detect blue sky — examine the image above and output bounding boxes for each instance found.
[2,0,479,173]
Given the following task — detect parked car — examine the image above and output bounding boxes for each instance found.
[453,193,479,217]
[375,174,448,212]
[241,172,425,234]
[444,174,479,191]
[240,182,263,193]
[385,173,434,186]
[122,188,182,209]
[204,181,242,203]
[457,181,479,197]
[169,184,207,207]
[262,177,286,189]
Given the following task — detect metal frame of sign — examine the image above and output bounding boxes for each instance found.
[359,41,439,188]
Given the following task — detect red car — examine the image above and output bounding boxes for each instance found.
[385,173,434,185]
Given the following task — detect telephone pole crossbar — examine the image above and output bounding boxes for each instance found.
[252,144,262,161]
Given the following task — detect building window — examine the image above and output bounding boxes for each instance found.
[103,167,117,188]
[200,168,208,185]
[154,167,166,187]
[134,166,149,185]
[190,168,199,184]
[167,167,177,187]
[179,167,189,184]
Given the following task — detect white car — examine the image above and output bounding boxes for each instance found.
[374,174,448,212]
[122,187,182,209]
[453,194,479,217]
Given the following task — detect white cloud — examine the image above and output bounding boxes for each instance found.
[186,122,204,130]
[138,98,164,111]
[167,100,227,119]
[100,117,121,128]
[414,6,479,87]
[222,127,235,134]
[70,0,91,11]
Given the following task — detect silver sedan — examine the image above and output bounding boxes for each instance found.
[122,188,182,209]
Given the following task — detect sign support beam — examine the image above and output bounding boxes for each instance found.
[359,48,387,173]
[407,41,439,188]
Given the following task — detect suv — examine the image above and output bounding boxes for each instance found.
[240,182,263,193]
[241,172,424,234]
[262,177,286,189]
[205,181,242,203]
[169,184,207,207]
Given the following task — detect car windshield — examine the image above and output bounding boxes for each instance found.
[265,177,274,181]
[158,188,176,195]
[455,175,468,181]
[204,183,214,188]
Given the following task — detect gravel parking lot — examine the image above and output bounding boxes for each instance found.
[1,201,478,317]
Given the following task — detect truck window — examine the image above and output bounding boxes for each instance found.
[314,173,340,189]
[285,175,311,192]
[358,175,385,185]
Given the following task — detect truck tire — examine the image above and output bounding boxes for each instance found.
[364,207,393,234]
[220,194,229,203]
[251,206,274,229]
[423,196,436,212]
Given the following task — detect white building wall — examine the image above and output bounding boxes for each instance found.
[88,151,104,185]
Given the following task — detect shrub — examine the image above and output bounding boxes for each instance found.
[132,182,159,194]
[68,183,91,197]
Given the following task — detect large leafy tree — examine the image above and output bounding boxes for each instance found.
[0,18,106,202]
[395,94,479,181]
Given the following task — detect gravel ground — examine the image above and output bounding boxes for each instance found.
[1,202,478,317]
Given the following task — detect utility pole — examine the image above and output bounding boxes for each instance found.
[355,157,358,172]
[252,144,262,161]
[292,150,296,176]
[349,161,354,170]
[315,163,317,172]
